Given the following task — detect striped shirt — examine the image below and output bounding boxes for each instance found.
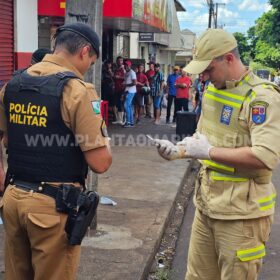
[151,71,164,97]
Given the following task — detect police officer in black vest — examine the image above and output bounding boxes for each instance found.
[0,23,112,280]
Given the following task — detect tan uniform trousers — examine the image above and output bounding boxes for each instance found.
[186,209,273,280]
[0,185,81,280]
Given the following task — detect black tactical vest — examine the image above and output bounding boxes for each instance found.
[4,71,88,184]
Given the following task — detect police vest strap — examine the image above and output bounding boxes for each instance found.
[205,86,245,109]
[202,160,235,173]
[237,244,265,262]
[258,193,276,211]
[14,70,78,98]
[210,171,248,182]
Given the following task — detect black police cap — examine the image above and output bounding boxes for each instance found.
[32,48,52,63]
[56,23,100,58]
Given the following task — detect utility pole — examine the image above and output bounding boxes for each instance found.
[65,0,103,229]
[214,3,226,28]
[65,0,103,91]
[207,0,214,28]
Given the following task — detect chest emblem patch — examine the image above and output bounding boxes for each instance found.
[251,106,266,124]
[92,101,100,114]
[220,105,233,125]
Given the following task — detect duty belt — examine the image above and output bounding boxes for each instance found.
[11,179,66,200]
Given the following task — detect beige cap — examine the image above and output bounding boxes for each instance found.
[173,65,180,70]
[184,29,238,74]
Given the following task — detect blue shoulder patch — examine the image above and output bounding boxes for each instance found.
[220,105,233,125]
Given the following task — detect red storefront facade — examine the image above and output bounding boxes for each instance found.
[0,0,14,86]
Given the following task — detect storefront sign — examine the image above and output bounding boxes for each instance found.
[133,0,173,32]
[139,33,155,42]
[104,0,173,33]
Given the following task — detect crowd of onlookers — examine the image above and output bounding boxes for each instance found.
[101,56,210,127]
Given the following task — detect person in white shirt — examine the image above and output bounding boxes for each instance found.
[123,60,137,127]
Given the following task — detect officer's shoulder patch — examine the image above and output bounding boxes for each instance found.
[220,105,233,125]
[249,100,269,108]
[251,101,268,125]
[92,100,100,114]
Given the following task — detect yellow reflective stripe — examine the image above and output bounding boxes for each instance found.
[244,75,250,82]
[262,83,274,89]
[202,160,235,173]
[258,194,276,211]
[210,171,248,182]
[237,244,265,262]
[207,86,245,101]
[204,92,242,109]
[246,90,256,102]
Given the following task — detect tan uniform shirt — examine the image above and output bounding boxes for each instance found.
[239,84,280,170]
[198,73,280,170]
[0,54,107,152]
[196,72,280,219]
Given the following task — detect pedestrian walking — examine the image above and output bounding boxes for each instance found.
[153,29,280,280]
[0,22,112,280]
[166,66,180,123]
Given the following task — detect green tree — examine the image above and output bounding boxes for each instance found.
[254,10,274,44]
[269,0,280,44]
[248,2,280,69]
[233,32,250,65]
[255,40,280,68]
[247,26,257,60]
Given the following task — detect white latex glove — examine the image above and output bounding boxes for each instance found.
[153,139,186,161]
[177,132,213,159]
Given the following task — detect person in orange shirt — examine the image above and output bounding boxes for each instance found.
[174,69,192,120]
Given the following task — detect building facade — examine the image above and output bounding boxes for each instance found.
[0,0,189,86]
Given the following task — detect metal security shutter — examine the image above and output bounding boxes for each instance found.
[0,0,14,87]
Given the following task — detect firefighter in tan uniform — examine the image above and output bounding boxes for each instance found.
[153,29,280,279]
[0,23,112,280]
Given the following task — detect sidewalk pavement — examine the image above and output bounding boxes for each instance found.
[0,116,192,280]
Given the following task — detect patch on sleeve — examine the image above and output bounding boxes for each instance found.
[101,119,108,137]
[220,105,233,125]
[92,100,100,114]
[250,101,268,125]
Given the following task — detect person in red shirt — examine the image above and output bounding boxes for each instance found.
[135,64,149,123]
[112,56,126,124]
[174,69,192,120]
[144,62,155,118]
